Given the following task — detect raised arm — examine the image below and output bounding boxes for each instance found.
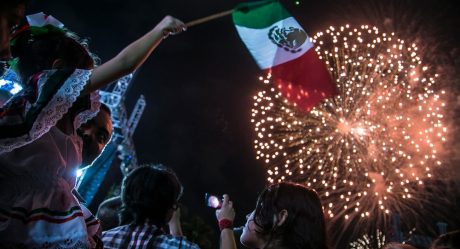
[82,15,185,95]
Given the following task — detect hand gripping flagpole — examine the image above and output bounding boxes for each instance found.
[185,9,233,28]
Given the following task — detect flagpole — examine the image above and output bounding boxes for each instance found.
[185,9,233,28]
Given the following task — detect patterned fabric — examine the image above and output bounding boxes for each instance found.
[0,68,101,248]
[102,224,201,249]
[0,68,100,153]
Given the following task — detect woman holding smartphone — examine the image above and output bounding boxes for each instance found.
[216,182,329,249]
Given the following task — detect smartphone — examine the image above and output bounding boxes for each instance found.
[205,193,222,209]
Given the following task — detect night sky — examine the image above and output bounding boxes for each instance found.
[27,0,460,247]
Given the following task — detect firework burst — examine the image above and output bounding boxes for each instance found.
[251,25,447,242]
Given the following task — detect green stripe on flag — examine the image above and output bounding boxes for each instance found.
[233,0,291,29]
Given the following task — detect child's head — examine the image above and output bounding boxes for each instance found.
[120,164,183,227]
[10,24,97,81]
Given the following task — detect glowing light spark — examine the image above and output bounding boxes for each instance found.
[0,79,23,95]
[76,169,83,178]
[349,230,386,249]
[251,25,446,242]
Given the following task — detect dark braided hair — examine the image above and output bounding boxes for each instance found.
[253,182,329,249]
[119,164,183,227]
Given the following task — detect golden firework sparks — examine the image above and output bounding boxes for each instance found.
[251,25,446,229]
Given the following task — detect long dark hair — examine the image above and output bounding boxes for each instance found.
[119,164,183,227]
[10,26,97,82]
[253,182,329,249]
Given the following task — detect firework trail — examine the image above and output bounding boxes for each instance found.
[251,24,447,244]
[349,230,386,249]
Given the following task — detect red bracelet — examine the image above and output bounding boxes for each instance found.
[219,219,233,231]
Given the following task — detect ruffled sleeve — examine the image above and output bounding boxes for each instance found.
[0,68,100,154]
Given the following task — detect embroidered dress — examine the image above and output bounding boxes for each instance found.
[102,224,201,249]
[0,68,100,248]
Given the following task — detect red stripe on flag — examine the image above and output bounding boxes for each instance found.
[267,49,337,111]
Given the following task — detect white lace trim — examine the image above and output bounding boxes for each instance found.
[74,90,101,130]
[0,69,98,154]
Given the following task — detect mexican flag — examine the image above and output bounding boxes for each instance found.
[233,0,336,111]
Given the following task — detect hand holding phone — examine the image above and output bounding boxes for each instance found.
[205,193,222,209]
[215,194,236,231]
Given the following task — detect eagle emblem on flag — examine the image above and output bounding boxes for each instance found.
[268,26,307,53]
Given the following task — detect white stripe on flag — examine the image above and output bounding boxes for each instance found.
[235,17,313,69]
